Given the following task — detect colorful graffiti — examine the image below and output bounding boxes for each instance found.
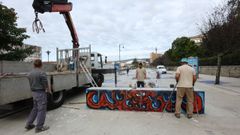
[86,88,205,114]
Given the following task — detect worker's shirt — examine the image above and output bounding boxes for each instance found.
[176,64,196,88]
[28,68,48,91]
[136,67,146,82]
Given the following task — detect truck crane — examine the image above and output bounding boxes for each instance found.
[32,0,104,87]
[32,0,79,48]
[0,0,104,115]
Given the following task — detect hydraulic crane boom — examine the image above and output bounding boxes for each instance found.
[32,0,79,48]
[61,12,79,48]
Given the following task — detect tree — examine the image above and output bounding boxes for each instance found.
[170,37,199,61]
[132,58,138,68]
[228,0,240,20]
[0,3,33,61]
[201,0,240,84]
[153,37,200,66]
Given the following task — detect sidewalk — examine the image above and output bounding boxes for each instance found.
[198,74,240,94]
[164,70,240,94]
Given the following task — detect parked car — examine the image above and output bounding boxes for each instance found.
[157,65,167,74]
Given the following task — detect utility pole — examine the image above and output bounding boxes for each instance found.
[119,44,124,64]
[119,44,121,74]
[46,50,51,62]
[118,44,124,73]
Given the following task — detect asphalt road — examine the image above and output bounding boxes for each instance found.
[0,69,240,135]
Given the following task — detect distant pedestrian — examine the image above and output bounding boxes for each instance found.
[156,71,160,79]
[156,71,160,87]
[175,58,197,119]
[126,66,130,75]
[25,59,51,133]
[136,63,146,87]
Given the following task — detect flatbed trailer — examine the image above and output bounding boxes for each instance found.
[0,46,98,109]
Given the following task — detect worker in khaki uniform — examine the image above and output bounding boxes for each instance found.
[136,63,146,87]
[175,58,196,119]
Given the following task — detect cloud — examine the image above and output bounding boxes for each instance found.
[1,0,225,61]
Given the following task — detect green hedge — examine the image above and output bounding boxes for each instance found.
[199,51,240,66]
[199,57,217,66]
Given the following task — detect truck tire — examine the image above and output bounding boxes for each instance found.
[92,73,104,87]
[47,90,65,110]
[97,73,104,87]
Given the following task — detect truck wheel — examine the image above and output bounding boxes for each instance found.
[47,91,65,110]
[92,73,104,87]
[97,73,104,87]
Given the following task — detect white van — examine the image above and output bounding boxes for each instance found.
[157,65,167,74]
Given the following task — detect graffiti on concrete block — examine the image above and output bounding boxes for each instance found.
[86,88,205,114]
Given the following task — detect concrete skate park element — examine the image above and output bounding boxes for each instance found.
[86,87,205,114]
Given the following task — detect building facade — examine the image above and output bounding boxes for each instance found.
[189,34,203,45]
[23,44,42,62]
[150,52,162,64]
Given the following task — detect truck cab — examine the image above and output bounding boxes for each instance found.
[91,52,103,69]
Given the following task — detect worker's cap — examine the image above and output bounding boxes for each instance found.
[180,58,188,63]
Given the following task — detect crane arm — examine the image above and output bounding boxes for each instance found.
[32,0,79,48]
[61,12,79,48]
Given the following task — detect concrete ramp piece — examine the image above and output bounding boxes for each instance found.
[86,87,205,114]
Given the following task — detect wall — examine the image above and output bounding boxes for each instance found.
[86,88,205,114]
[199,66,240,78]
[0,61,56,74]
[166,65,240,78]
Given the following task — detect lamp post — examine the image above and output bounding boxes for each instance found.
[46,50,51,62]
[119,44,124,64]
[118,44,124,74]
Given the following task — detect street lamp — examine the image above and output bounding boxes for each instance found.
[119,44,124,64]
[46,50,51,62]
[118,44,124,74]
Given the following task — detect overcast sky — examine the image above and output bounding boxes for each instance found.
[1,0,225,61]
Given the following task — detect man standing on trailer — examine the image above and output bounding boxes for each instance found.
[25,59,51,133]
[136,63,146,87]
[175,58,197,119]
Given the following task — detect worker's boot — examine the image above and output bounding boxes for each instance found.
[25,124,35,130]
[174,113,180,118]
[35,126,49,133]
[187,114,193,119]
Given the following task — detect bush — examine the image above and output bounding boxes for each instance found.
[199,51,240,66]
[199,57,217,66]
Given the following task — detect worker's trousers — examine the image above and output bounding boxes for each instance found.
[175,87,194,115]
[137,81,145,88]
[26,91,47,129]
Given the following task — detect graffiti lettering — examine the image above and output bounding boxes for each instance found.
[86,88,205,114]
